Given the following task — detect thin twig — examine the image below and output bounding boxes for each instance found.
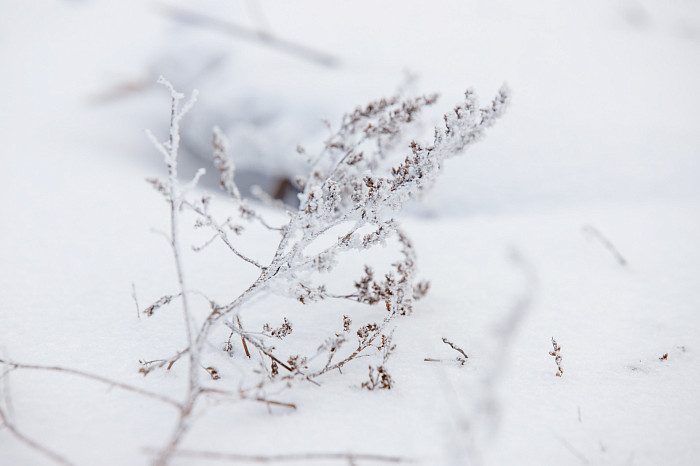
[0,359,181,409]
[193,233,220,252]
[582,224,628,266]
[237,316,251,358]
[253,398,296,410]
[155,4,339,68]
[139,347,190,376]
[132,282,141,319]
[423,358,464,365]
[1,365,15,421]
[150,448,411,463]
[442,338,468,361]
[183,200,265,269]
[199,388,297,413]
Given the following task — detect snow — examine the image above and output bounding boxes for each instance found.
[1,1,699,465]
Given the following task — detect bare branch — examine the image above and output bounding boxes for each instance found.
[155,4,339,68]
[0,359,181,409]
[442,337,468,363]
[153,449,412,463]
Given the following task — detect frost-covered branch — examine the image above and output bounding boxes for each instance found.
[146,77,207,466]
[151,82,509,393]
[143,81,508,464]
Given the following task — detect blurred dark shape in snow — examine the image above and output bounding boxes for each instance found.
[96,3,347,205]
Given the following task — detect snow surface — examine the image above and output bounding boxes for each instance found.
[1,1,699,465]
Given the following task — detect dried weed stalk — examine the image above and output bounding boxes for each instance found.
[0,77,509,465]
[148,77,508,462]
[137,78,508,461]
[550,337,564,377]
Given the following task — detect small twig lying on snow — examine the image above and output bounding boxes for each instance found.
[442,337,468,363]
[155,3,339,68]
[582,224,627,266]
[148,449,411,464]
[424,337,468,365]
[0,358,181,409]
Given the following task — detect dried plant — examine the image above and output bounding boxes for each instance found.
[362,365,394,391]
[0,77,509,465]
[550,337,564,377]
[137,77,509,461]
[362,332,396,390]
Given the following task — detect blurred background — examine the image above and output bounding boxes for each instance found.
[2,0,699,216]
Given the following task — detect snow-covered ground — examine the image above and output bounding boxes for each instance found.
[1,1,699,465]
